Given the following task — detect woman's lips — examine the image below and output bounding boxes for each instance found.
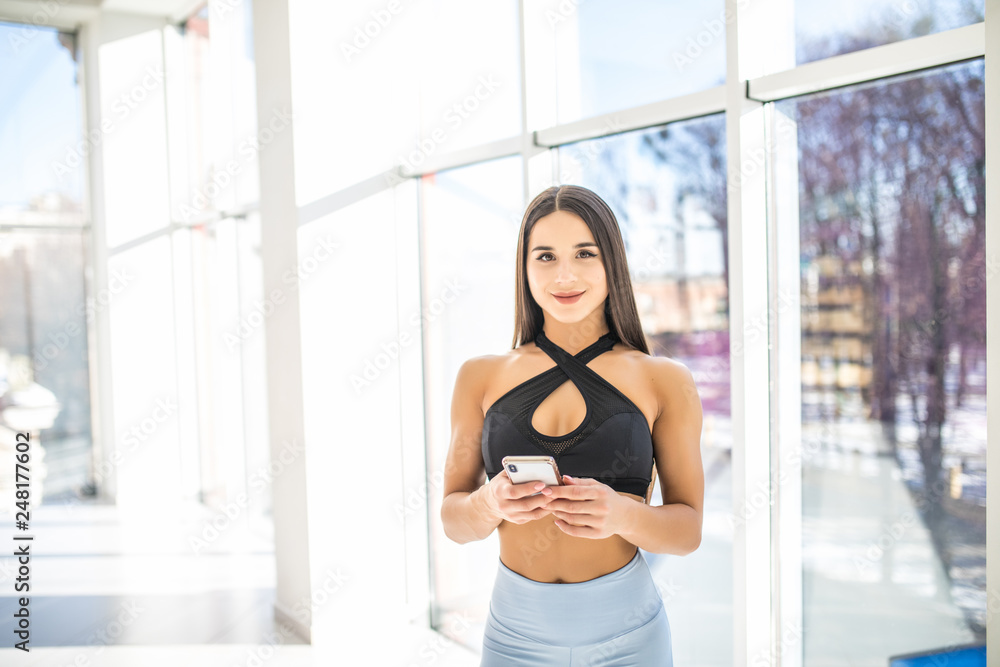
[553,292,583,304]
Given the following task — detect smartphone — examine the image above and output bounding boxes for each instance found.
[501,456,564,494]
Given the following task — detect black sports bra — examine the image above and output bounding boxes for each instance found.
[481,329,655,499]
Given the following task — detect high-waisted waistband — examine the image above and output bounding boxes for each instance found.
[489,548,665,647]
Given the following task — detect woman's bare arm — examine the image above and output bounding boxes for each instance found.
[615,356,705,555]
[440,357,504,543]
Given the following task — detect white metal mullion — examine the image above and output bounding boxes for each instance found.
[252,0,313,641]
[78,17,118,503]
[984,1,998,663]
[399,134,524,179]
[172,200,258,227]
[162,17,199,505]
[517,0,532,203]
[726,0,771,662]
[393,176,430,627]
[297,170,402,228]
[533,85,726,148]
[289,24,986,227]
[520,0,558,197]
[767,102,803,667]
[728,0,795,663]
[748,22,985,102]
[0,222,90,230]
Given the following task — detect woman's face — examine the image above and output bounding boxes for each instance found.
[526,210,608,324]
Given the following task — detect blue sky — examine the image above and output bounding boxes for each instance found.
[0,21,83,210]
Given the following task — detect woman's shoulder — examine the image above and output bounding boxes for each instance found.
[461,342,537,377]
[634,353,698,417]
[609,337,690,371]
[635,349,692,373]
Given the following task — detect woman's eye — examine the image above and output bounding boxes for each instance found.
[536,250,597,261]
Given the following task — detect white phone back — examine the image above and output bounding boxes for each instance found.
[505,460,560,486]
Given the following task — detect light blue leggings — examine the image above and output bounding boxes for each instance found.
[480,548,673,666]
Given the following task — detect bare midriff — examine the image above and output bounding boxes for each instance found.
[482,341,656,584]
[497,491,646,583]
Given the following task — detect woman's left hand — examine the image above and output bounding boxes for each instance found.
[541,475,633,539]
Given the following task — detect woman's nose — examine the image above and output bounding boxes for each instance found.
[555,261,576,281]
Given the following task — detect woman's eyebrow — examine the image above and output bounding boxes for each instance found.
[530,242,598,252]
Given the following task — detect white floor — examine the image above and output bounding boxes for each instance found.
[800,420,977,665]
[0,499,480,666]
[0,637,480,667]
[0,420,978,667]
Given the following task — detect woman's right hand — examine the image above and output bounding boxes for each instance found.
[479,468,554,525]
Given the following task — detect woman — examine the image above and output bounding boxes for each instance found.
[440,184,704,666]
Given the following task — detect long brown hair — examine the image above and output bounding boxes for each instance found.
[512,185,650,355]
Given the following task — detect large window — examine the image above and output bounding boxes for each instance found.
[0,231,92,499]
[420,156,526,649]
[416,0,522,152]
[0,22,85,213]
[166,2,270,537]
[795,0,985,64]
[0,22,92,502]
[406,3,990,664]
[169,5,260,223]
[89,0,269,527]
[778,59,986,662]
[5,0,990,660]
[558,114,732,666]
[550,0,726,122]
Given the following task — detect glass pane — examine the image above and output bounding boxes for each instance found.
[288,4,420,200]
[777,59,986,662]
[189,219,248,508]
[232,0,259,209]
[184,214,271,545]
[543,0,726,124]
[415,0,521,155]
[558,114,732,666]
[421,157,525,651]
[0,231,93,501]
[99,26,170,249]
[171,2,260,222]
[233,211,271,538]
[0,22,85,223]
[796,0,985,65]
[106,236,183,508]
[171,6,212,222]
